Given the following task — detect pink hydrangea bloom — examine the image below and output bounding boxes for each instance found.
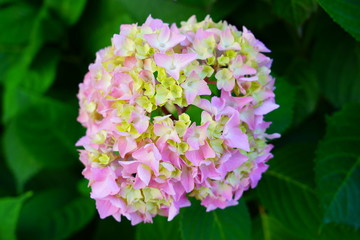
[76,15,279,225]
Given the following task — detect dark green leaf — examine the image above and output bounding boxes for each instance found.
[257,138,323,239]
[45,0,87,25]
[312,28,360,107]
[269,0,317,27]
[3,47,60,122]
[258,167,321,239]
[0,192,31,240]
[18,188,95,240]
[180,200,251,240]
[0,2,37,83]
[4,118,43,192]
[266,78,296,134]
[118,0,206,24]
[1,6,49,122]
[79,0,134,55]
[25,48,60,93]
[0,3,37,44]
[284,58,319,126]
[185,105,203,125]
[292,64,319,126]
[320,223,360,240]
[209,0,246,21]
[177,0,216,9]
[93,217,134,240]
[317,0,360,41]
[136,215,181,240]
[254,214,303,240]
[4,97,81,191]
[315,103,360,228]
[231,1,276,31]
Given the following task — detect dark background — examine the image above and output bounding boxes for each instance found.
[0,0,359,239]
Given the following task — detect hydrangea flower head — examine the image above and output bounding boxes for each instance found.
[76,15,279,225]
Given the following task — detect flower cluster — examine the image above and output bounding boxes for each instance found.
[76,15,279,225]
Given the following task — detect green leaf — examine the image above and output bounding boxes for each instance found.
[45,0,87,25]
[118,0,206,24]
[18,188,95,240]
[79,0,134,55]
[0,192,32,240]
[25,48,60,93]
[312,28,360,108]
[93,217,135,240]
[208,0,246,21]
[257,138,323,239]
[317,0,360,41]
[269,0,317,27]
[4,119,43,192]
[136,215,181,240]
[320,223,360,240]
[258,127,360,239]
[266,78,296,134]
[3,47,60,122]
[231,1,276,31]
[177,0,215,9]
[0,2,37,83]
[180,200,251,240]
[315,103,360,228]
[258,167,321,239]
[185,105,203,125]
[4,97,81,191]
[255,214,303,240]
[0,2,37,45]
[1,5,50,122]
[284,58,319,126]
[292,64,319,126]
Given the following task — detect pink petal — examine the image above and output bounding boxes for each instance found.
[234,65,257,79]
[96,199,119,219]
[200,163,220,182]
[223,128,250,151]
[201,141,216,159]
[154,53,172,69]
[254,100,279,115]
[223,112,250,151]
[181,167,194,193]
[185,149,204,166]
[137,164,151,186]
[90,168,120,199]
[116,136,137,158]
[144,15,167,31]
[219,150,248,174]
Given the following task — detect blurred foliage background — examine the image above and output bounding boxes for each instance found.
[0,0,360,239]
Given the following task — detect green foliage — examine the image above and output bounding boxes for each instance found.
[4,97,81,191]
[80,0,134,55]
[312,30,360,108]
[288,60,319,126]
[118,0,206,24]
[1,0,360,239]
[0,192,31,240]
[0,2,37,82]
[136,215,182,240]
[18,188,95,240]
[180,200,251,240]
[317,0,360,41]
[45,0,87,25]
[315,103,360,228]
[257,141,321,239]
[185,105,203,125]
[268,0,317,27]
[255,214,304,240]
[265,77,296,134]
